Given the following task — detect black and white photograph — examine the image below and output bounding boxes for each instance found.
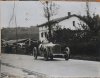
[1,1,100,78]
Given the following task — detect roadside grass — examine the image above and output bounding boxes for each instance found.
[71,55,100,61]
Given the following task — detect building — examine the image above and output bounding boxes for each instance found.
[37,12,88,43]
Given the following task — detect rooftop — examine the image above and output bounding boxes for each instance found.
[37,14,86,27]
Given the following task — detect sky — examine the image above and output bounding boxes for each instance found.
[0,1,100,28]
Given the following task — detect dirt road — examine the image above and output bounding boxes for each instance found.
[1,53,100,78]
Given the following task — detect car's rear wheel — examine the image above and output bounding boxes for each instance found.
[50,55,53,60]
[33,47,37,60]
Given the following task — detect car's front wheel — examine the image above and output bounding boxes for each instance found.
[64,54,69,60]
[64,47,70,60]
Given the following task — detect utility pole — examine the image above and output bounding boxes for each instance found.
[86,0,90,18]
[9,1,18,53]
[14,1,18,53]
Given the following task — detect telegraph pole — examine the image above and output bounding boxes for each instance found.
[9,1,18,53]
[86,0,90,18]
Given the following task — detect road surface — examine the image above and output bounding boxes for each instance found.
[1,53,100,78]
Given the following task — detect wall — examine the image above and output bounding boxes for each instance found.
[58,17,87,30]
[39,26,48,42]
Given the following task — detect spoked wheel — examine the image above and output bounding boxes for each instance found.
[33,47,38,60]
[44,53,48,61]
[64,47,70,60]
[64,54,69,60]
[50,55,53,60]
[44,49,48,61]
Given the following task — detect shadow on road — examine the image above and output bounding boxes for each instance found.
[34,57,68,61]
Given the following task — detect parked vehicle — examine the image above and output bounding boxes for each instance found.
[33,42,70,61]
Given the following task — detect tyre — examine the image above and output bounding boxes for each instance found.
[64,54,69,60]
[50,55,53,60]
[33,47,37,60]
[64,47,70,60]
[44,49,48,61]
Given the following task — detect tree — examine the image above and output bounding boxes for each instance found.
[78,1,100,34]
[41,1,59,42]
